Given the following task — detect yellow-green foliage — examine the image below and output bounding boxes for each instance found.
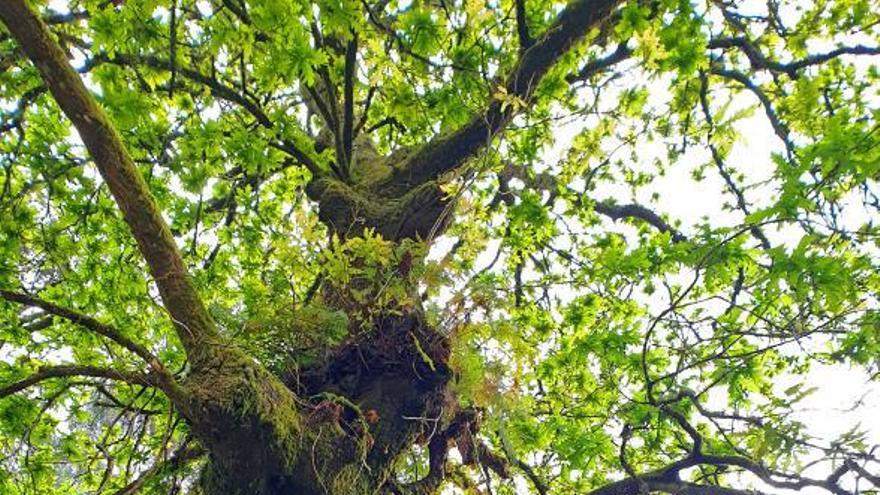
[448,324,491,407]
[321,231,428,322]
[215,302,349,372]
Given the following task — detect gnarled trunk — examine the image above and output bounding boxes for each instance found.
[183,171,458,494]
[181,311,452,495]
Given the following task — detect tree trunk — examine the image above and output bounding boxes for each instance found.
[179,309,451,495]
[182,172,457,494]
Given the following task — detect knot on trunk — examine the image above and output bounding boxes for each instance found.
[306,176,451,242]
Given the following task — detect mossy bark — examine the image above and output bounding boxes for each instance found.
[154,142,459,494]
[180,311,451,495]
[306,175,450,242]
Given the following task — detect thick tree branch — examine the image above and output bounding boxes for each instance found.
[649,480,771,495]
[785,44,880,72]
[397,430,450,495]
[583,474,753,495]
[566,42,632,83]
[593,201,686,242]
[584,449,855,495]
[0,0,221,365]
[386,0,624,189]
[220,0,252,24]
[845,460,880,488]
[389,408,485,495]
[514,0,534,50]
[378,11,873,192]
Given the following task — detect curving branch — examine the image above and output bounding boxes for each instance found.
[698,73,772,249]
[608,383,857,495]
[499,427,549,495]
[500,162,686,241]
[1,290,159,366]
[844,460,880,488]
[0,0,220,366]
[644,481,771,495]
[586,477,771,495]
[384,0,625,189]
[584,449,854,495]
[219,0,254,28]
[660,388,764,427]
[376,4,875,192]
[0,365,158,398]
[709,66,795,158]
[389,408,493,495]
[709,36,879,77]
[593,201,686,242]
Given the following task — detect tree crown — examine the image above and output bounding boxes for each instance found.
[1,0,879,493]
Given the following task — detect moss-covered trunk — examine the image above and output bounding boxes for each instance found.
[177,310,451,495]
[180,161,458,495]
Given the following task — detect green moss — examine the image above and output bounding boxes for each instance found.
[309,174,451,241]
[186,348,303,469]
[409,331,436,371]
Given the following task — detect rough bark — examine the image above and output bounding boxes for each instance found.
[306,175,450,241]
[383,0,624,189]
[172,307,453,495]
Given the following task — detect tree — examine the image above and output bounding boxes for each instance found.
[0,0,879,492]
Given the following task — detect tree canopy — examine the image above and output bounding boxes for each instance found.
[1,0,879,493]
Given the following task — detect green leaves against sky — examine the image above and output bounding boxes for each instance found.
[1,0,879,493]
